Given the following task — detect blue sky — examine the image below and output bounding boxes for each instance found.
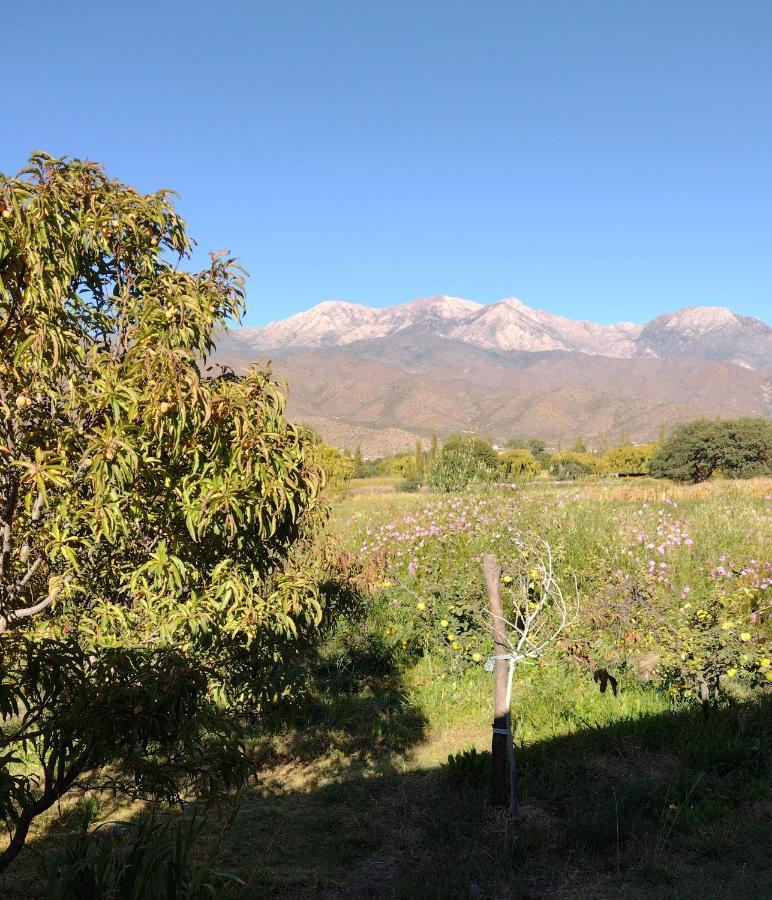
[3,0,771,326]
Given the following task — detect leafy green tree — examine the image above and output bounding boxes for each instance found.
[428,435,499,491]
[572,435,587,453]
[415,440,425,479]
[499,449,540,482]
[720,418,772,478]
[649,418,772,484]
[317,444,354,493]
[429,434,438,467]
[602,444,658,477]
[0,153,329,868]
[377,451,415,478]
[353,444,366,478]
[549,451,601,480]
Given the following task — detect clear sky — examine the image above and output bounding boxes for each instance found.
[3,0,771,326]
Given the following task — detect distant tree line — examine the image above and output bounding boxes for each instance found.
[342,416,772,491]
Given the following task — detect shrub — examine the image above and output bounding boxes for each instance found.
[499,449,540,482]
[429,436,499,491]
[602,443,658,476]
[549,451,601,480]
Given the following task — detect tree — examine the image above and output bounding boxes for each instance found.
[428,435,499,491]
[602,444,658,477]
[498,449,540,482]
[415,440,425,479]
[0,153,330,868]
[572,435,587,453]
[377,451,415,477]
[353,444,365,478]
[429,434,438,467]
[317,444,354,493]
[549,451,601,480]
[649,418,772,484]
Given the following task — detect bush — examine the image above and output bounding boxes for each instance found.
[650,418,772,483]
[602,443,658,477]
[549,451,601,480]
[429,436,499,491]
[499,449,540,482]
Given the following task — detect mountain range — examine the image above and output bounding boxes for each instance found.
[213,296,772,455]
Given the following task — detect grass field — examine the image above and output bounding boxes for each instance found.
[3,478,771,899]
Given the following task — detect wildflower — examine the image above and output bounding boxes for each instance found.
[721,621,733,630]
[726,668,737,678]
[382,580,392,588]
[740,632,751,642]
[472,653,482,662]
[766,671,772,682]
[760,658,770,668]
[440,619,449,628]
[416,601,426,611]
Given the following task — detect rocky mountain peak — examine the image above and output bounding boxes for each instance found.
[234,296,771,368]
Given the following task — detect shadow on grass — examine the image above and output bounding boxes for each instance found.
[231,695,771,899]
[6,653,770,900]
[256,635,428,775]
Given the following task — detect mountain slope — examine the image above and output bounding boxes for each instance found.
[213,297,772,454]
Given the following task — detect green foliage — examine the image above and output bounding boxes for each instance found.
[549,450,601,480]
[352,444,365,478]
[498,448,540,482]
[43,806,242,899]
[650,418,772,483]
[0,153,331,869]
[428,435,499,491]
[377,452,415,478]
[414,440,425,479]
[602,443,658,476]
[442,747,490,785]
[317,444,354,494]
[572,435,587,453]
[505,437,550,467]
[429,434,438,467]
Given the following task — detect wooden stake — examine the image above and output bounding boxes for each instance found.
[482,553,517,814]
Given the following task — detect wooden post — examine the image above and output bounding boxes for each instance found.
[483,553,516,813]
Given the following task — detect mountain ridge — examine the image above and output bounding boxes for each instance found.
[212,297,772,455]
[237,296,771,368]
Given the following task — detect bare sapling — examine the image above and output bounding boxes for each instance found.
[481,541,576,815]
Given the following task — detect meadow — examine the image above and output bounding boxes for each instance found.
[3,477,771,899]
